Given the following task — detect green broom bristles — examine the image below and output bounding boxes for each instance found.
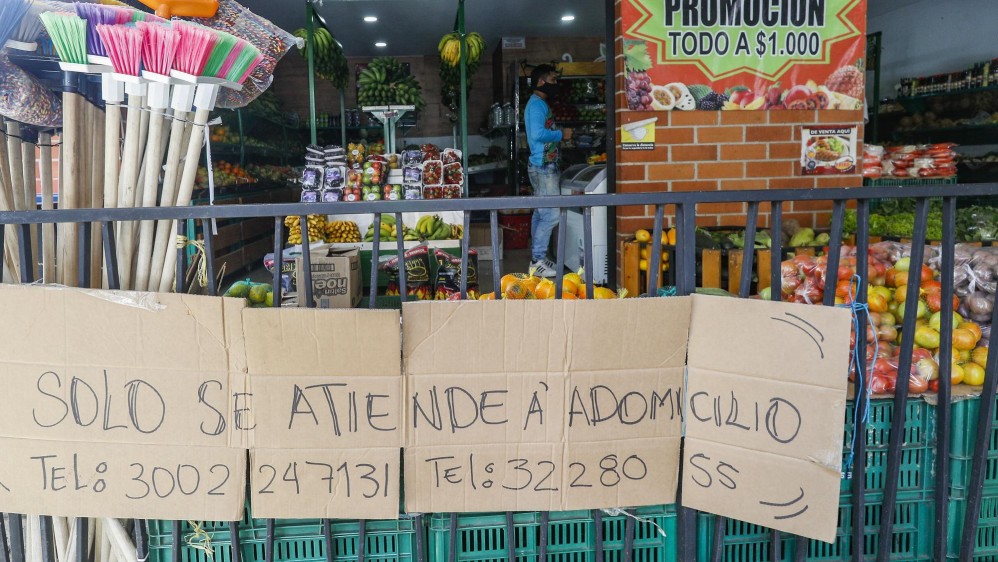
[39,12,88,65]
[226,43,262,85]
[202,30,237,79]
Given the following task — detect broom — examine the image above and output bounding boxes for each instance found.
[156,31,261,292]
[38,11,89,286]
[133,21,179,291]
[148,20,216,290]
[5,1,44,52]
[96,22,145,290]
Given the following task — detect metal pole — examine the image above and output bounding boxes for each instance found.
[457,0,469,198]
[306,1,318,146]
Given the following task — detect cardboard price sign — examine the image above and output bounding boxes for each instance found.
[682,295,851,543]
[402,299,689,512]
[240,308,403,519]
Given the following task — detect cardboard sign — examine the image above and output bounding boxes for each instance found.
[403,299,689,512]
[0,286,239,448]
[0,437,244,520]
[240,308,403,519]
[682,295,851,543]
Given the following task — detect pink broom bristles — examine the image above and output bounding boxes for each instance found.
[96,23,143,77]
[137,21,178,76]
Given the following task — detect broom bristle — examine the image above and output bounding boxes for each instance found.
[131,10,166,24]
[11,2,44,44]
[222,41,262,85]
[74,3,124,57]
[137,21,178,76]
[202,29,237,79]
[39,12,88,65]
[0,0,35,47]
[172,21,217,76]
[96,23,143,76]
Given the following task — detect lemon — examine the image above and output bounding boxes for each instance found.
[635,229,651,243]
[639,259,649,271]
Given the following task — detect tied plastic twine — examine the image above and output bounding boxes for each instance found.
[601,508,668,538]
[837,273,876,478]
[203,117,223,235]
[175,236,210,290]
[184,520,214,559]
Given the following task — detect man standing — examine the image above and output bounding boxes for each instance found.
[524,64,572,277]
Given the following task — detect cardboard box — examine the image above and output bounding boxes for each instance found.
[469,222,503,261]
[295,246,362,308]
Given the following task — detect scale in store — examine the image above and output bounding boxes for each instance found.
[560,163,608,284]
[362,105,415,154]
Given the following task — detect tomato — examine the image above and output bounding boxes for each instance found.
[953,328,979,351]
[868,293,889,313]
[836,279,857,299]
[914,357,939,381]
[922,280,942,294]
[914,326,941,349]
[919,265,935,283]
[972,346,989,368]
[894,271,910,289]
[911,348,934,363]
[894,284,908,303]
[963,362,986,386]
[885,268,897,287]
[838,266,855,281]
[928,379,939,392]
[950,362,965,385]
[878,324,898,342]
[909,375,929,394]
[959,322,983,344]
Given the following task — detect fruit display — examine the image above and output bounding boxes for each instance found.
[223,279,274,308]
[292,26,349,89]
[778,242,991,394]
[196,161,254,188]
[246,164,293,183]
[863,143,957,180]
[423,160,442,185]
[324,220,362,243]
[842,199,998,242]
[479,270,625,301]
[567,79,605,103]
[357,57,424,108]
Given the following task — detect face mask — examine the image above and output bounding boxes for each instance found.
[537,82,560,97]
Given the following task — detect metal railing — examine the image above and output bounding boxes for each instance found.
[0,182,997,562]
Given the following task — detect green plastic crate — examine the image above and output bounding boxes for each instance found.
[840,446,935,496]
[948,496,998,559]
[950,396,998,499]
[148,513,418,562]
[697,494,933,561]
[842,398,935,452]
[428,506,677,562]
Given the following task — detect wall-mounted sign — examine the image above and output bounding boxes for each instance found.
[801,125,858,175]
[621,0,867,111]
[622,117,658,150]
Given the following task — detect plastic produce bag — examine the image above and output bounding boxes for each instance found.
[192,0,302,108]
[0,55,61,128]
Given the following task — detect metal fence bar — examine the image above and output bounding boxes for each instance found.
[133,518,146,562]
[935,196,957,561]
[959,219,998,557]
[17,225,31,284]
[583,207,594,299]
[175,220,186,294]
[395,213,406,303]
[39,517,54,562]
[448,512,457,562]
[459,211,471,299]
[769,201,782,301]
[680,203,697,295]
[321,518,333,562]
[170,522,181,562]
[710,519,723,561]
[539,511,549,559]
[6,515,22,562]
[739,201,759,298]
[102,222,119,290]
[648,205,664,295]
[850,199,870,562]
[0,514,7,562]
[370,212,382,308]
[273,218,284,306]
[298,215,312,305]
[78,223,91,288]
[504,511,514,561]
[357,519,366,562]
[593,508,604,561]
[414,514,426,562]
[265,518,275,562]
[822,200,846,307]
[489,211,500,296]
[876,197,930,561]
[554,209,568,298]
[229,521,242,562]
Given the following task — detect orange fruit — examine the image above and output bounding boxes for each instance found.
[594,287,617,299]
[504,280,535,300]
[564,270,583,287]
[479,292,496,300]
[500,273,527,295]
[561,292,577,299]
[561,278,579,297]
[534,279,556,299]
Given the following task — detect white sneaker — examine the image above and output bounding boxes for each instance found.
[530,260,557,278]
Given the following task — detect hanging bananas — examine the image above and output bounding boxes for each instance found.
[438,32,485,67]
[293,26,349,89]
[357,56,425,108]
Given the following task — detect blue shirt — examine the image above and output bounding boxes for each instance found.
[524,94,562,167]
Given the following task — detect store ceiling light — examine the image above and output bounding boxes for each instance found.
[363,16,377,22]
[561,14,575,21]
[375,41,387,47]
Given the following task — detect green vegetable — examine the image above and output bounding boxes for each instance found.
[814,232,830,246]
[789,227,816,247]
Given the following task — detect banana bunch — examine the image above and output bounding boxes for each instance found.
[416,215,458,241]
[293,27,349,89]
[324,220,361,243]
[357,56,424,108]
[363,215,411,242]
[285,215,328,245]
[438,32,486,67]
